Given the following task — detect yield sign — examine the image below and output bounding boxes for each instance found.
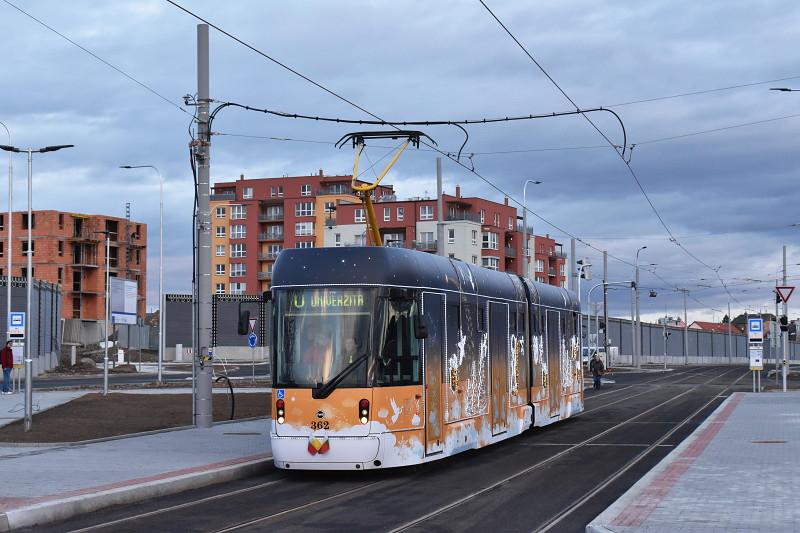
[248,317,257,333]
[776,286,795,304]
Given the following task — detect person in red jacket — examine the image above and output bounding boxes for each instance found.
[1,341,13,394]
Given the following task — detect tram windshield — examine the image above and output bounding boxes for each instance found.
[275,288,374,388]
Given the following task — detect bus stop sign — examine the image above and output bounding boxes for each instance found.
[7,312,25,339]
[748,318,763,342]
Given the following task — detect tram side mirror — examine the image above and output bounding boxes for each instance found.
[262,291,272,303]
[414,316,428,339]
[237,310,250,335]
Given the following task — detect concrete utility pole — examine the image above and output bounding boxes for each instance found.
[569,238,577,292]
[195,24,213,428]
[782,245,788,392]
[679,288,689,365]
[436,158,445,257]
[603,251,609,365]
[727,300,732,365]
[103,232,110,395]
[634,246,646,368]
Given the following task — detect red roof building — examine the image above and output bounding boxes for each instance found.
[688,321,742,334]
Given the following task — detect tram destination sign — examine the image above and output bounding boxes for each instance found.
[289,289,367,311]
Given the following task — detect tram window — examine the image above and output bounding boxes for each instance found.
[509,311,517,333]
[377,296,421,386]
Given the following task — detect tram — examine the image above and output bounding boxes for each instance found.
[268,246,583,470]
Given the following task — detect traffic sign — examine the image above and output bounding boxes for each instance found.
[776,286,795,304]
[248,333,257,348]
[748,318,763,341]
[7,312,25,339]
[248,317,257,334]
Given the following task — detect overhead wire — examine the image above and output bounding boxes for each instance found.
[168,1,735,315]
[477,0,742,306]
[1,0,190,116]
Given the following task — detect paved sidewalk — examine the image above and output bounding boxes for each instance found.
[587,392,800,532]
[0,391,88,429]
[0,419,272,530]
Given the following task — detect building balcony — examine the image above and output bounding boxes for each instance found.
[550,250,567,259]
[548,268,557,277]
[69,230,101,242]
[505,246,517,258]
[258,213,284,222]
[413,240,437,252]
[210,191,236,201]
[446,212,482,223]
[258,197,284,206]
[257,252,280,261]
[69,287,102,295]
[324,218,337,227]
[258,232,284,242]
[257,272,272,281]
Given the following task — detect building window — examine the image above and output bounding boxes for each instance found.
[334,233,342,247]
[508,217,514,230]
[535,259,544,273]
[231,243,247,258]
[295,222,314,236]
[215,206,226,219]
[295,202,314,217]
[215,226,226,238]
[419,231,435,245]
[301,184,312,196]
[482,257,499,270]
[270,186,284,198]
[230,225,246,239]
[22,240,34,256]
[216,245,225,257]
[295,241,314,249]
[560,280,566,288]
[383,207,391,222]
[472,255,478,264]
[384,232,404,248]
[58,241,63,256]
[560,264,565,276]
[230,282,246,295]
[397,207,404,221]
[231,263,246,277]
[493,213,500,227]
[268,244,283,258]
[448,228,455,244]
[231,205,247,220]
[242,187,253,199]
[58,213,65,229]
[58,267,63,284]
[21,267,34,278]
[0,214,3,230]
[481,232,498,250]
[536,276,545,283]
[420,205,433,220]
[354,209,366,223]
[0,241,3,257]
[324,201,335,214]
[215,264,226,276]
[21,213,35,230]
[479,209,485,224]
[215,283,226,295]
[354,234,366,246]
[471,230,478,246]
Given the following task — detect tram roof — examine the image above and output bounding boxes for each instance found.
[272,247,577,310]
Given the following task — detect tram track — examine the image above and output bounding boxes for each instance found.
[47,366,749,533]
[385,366,739,533]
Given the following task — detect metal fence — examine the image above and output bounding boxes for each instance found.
[589,315,799,364]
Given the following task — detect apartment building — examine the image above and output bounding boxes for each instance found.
[211,175,567,295]
[0,210,147,320]
[210,171,394,294]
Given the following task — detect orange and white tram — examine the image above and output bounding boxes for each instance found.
[268,246,583,470]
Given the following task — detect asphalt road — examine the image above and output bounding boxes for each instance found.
[32,363,270,389]
[30,365,751,533]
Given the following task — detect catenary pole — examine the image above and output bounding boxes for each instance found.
[682,289,688,365]
[24,149,31,431]
[783,245,788,392]
[436,158,444,257]
[103,233,110,395]
[569,238,577,292]
[195,23,213,427]
[727,300,732,365]
[603,251,609,366]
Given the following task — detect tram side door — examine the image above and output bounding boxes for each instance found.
[422,292,445,455]
[546,310,562,418]
[489,301,509,436]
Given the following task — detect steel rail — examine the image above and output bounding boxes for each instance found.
[387,366,738,533]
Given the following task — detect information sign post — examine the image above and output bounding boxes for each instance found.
[248,318,257,383]
[748,318,764,392]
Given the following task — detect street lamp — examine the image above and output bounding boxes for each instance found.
[587,280,635,368]
[0,143,73,431]
[522,180,542,279]
[770,87,799,92]
[94,230,112,396]
[632,246,647,368]
[120,165,164,383]
[0,123,12,346]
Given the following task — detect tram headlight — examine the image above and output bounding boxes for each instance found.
[358,398,370,424]
[276,399,285,424]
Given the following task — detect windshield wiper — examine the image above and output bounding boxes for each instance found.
[312,353,369,399]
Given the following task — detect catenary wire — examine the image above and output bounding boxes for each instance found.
[168,1,733,315]
[1,0,190,116]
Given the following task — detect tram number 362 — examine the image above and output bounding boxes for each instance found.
[310,421,330,430]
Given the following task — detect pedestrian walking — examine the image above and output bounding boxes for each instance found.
[1,341,13,394]
[589,353,605,390]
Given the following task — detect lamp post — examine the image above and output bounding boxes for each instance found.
[0,123,12,344]
[94,230,111,395]
[587,280,635,368]
[0,143,73,431]
[521,180,542,279]
[632,246,647,368]
[120,165,164,383]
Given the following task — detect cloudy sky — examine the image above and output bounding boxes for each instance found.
[1,0,798,323]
